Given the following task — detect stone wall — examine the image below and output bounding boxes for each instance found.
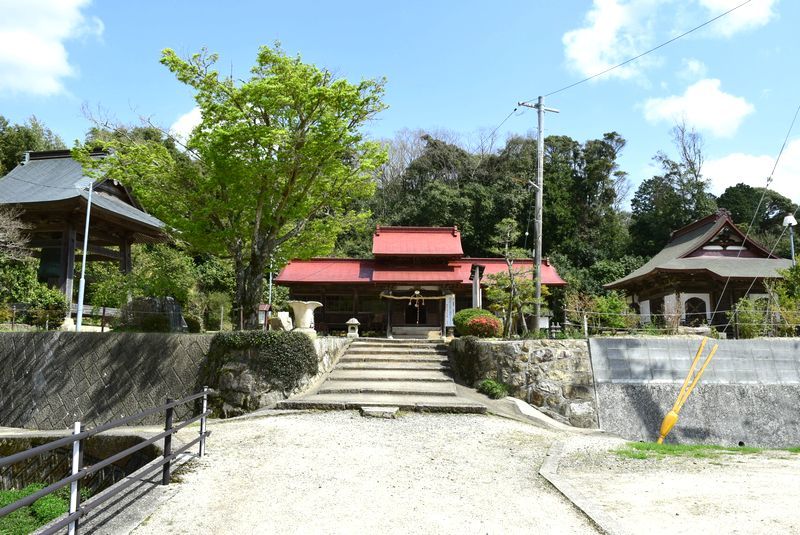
[448,337,597,428]
[0,332,212,430]
[590,337,800,447]
[215,336,351,417]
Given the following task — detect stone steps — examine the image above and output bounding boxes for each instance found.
[328,369,453,382]
[346,346,445,355]
[339,355,448,364]
[276,339,486,415]
[319,380,456,396]
[337,361,450,371]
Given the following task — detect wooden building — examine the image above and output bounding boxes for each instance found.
[276,226,566,337]
[605,210,792,327]
[0,150,165,305]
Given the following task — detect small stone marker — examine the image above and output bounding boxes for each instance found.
[360,406,399,419]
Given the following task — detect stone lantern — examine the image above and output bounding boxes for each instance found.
[287,300,323,338]
[346,317,360,338]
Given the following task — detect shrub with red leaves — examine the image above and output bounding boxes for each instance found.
[465,315,502,337]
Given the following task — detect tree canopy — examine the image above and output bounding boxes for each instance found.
[77,44,388,326]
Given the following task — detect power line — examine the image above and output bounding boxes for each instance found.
[709,100,800,323]
[538,0,754,98]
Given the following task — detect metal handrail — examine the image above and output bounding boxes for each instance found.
[0,387,212,534]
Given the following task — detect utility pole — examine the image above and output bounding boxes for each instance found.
[518,96,558,332]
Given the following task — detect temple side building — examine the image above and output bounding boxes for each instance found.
[276,226,566,337]
[605,209,792,327]
[0,150,166,307]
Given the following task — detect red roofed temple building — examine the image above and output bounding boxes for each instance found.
[276,226,566,337]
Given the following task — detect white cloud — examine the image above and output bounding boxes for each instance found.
[698,0,777,37]
[562,0,663,81]
[169,107,202,145]
[0,0,103,96]
[705,139,800,201]
[679,58,707,79]
[563,1,778,85]
[642,79,754,137]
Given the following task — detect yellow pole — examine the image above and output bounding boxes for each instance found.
[657,338,719,444]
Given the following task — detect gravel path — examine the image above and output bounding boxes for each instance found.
[131,411,598,535]
[557,435,800,535]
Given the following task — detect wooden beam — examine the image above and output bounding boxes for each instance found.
[60,224,76,305]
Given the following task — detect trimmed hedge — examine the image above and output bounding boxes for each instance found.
[205,330,318,390]
[453,308,497,336]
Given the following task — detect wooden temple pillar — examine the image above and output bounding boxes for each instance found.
[385,290,392,338]
[119,237,132,274]
[59,224,77,304]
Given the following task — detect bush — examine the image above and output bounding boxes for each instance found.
[453,308,496,336]
[477,378,509,399]
[464,315,502,337]
[184,315,203,333]
[730,297,769,339]
[27,284,68,329]
[206,330,318,390]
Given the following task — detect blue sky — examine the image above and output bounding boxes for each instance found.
[1,0,798,205]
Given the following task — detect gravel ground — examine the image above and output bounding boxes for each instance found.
[130,411,598,535]
[557,434,800,535]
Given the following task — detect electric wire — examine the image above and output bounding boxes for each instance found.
[709,100,800,325]
[537,0,754,98]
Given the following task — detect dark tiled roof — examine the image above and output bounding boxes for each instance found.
[606,211,790,289]
[0,150,164,231]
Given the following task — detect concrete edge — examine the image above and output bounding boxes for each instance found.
[538,440,629,535]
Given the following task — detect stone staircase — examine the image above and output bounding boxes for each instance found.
[277,339,486,413]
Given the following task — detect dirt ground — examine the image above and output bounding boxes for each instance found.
[556,435,800,535]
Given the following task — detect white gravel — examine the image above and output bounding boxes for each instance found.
[556,434,800,535]
[131,411,598,535]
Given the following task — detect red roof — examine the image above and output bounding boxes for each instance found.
[372,226,464,257]
[276,257,567,286]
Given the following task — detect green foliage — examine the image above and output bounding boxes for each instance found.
[205,291,233,331]
[85,261,130,309]
[131,245,198,306]
[207,331,317,390]
[477,379,509,399]
[184,315,203,333]
[593,292,637,331]
[453,308,496,336]
[0,483,78,534]
[0,257,40,303]
[27,284,68,329]
[729,297,770,339]
[717,182,796,234]
[0,115,65,175]
[464,315,502,337]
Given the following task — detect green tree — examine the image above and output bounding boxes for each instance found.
[0,115,65,175]
[78,45,387,327]
[629,125,717,257]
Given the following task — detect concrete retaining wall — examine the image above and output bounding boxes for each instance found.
[0,332,212,430]
[449,338,597,428]
[590,337,800,447]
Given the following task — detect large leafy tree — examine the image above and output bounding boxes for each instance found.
[629,125,717,257]
[80,45,387,327]
[0,115,65,175]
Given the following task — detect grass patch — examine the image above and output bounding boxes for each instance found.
[477,379,509,399]
[613,442,762,460]
[0,483,89,535]
[786,447,800,454]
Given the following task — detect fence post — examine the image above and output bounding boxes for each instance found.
[162,398,174,486]
[199,386,209,457]
[68,421,83,535]
[583,314,589,338]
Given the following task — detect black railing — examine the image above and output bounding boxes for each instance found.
[0,387,211,534]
